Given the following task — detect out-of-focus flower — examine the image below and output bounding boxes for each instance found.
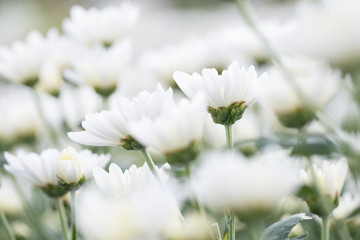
[0,30,49,87]
[62,3,139,47]
[4,147,110,197]
[0,176,23,215]
[165,213,213,240]
[192,150,299,219]
[56,147,85,189]
[138,26,256,88]
[68,84,174,150]
[257,56,341,129]
[93,162,169,199]
[174,61,266,125]
[78,183,178,240]
[64,40,131,98]
[129,94,207,165]
[333,192,360,220]
[282,0,360,70]
[299,157,348,216]
[0,86,41,149]
[60,85,102,130]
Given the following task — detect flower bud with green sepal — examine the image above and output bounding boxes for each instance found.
[298,158,348,217]
[208,101,247,125]
[56,147,86,191]
[120,135,144,151]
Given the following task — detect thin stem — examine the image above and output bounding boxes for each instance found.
[32,89,59,147]
[225,124,234,150]
[0,208,16,240]
[140,148,162,183]
[70,191,77,240]
[230,213,235,240]
[322,215,330,240]
[56,198,70,240]
[212,222,222,240]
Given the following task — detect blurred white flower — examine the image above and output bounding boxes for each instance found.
[64,40,132,97]
[192,150,299,216]
[165,213,213,240]
[138,26,255,87]
[56,146,85,185]
[0,30,49,86]
[257,56,341,128]
[4,147,110,196]
[68,84,174,148]
[283,0,360,69]
[60,85,102,130]
[299,157,348,202]
[63,3,139,46]
[78,183,178,240]
[93,162,169,199]
[128,93,207,156]
[0,176,23,215]
[0,86,41,147]
[174,61,265,109]
[333,192,360,220]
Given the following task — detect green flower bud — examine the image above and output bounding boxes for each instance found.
[208,101,247,125]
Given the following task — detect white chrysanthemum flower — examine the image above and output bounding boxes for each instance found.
[283,0,360,69]
[63,3,139,46]
[78,184,178,240]
[174,61,265,109]
[68,84,174,148]
[60,85,102,130]
[0,86,41,146]
[57,147,85,185]
[0,176,23,215]
[128,93,207,155]
[0,30,49,86]
[93,162,169,199]
[64,40,131,97]
[333,192,360,220]
[299,157,348,202]
[257,56,341,128]
[4,148,110,195]
[192,151,300,216]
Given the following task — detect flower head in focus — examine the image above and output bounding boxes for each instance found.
[298,157,348,216]
[68,84,174,150]
[4,147,110,197]
[56,147,85,190]
[129,93,207,165]
[62,3,139,47]
[174,61,267,125]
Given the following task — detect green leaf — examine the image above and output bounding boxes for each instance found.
[260,213,312,240]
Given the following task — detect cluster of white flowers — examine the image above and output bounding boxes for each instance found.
[1,1,360,240]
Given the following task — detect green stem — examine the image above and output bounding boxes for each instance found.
[230,213,235,240]
[0,208,16,240]
[322,215,330,240]
[56,198,70,240]
[212,223,222,240]
[70,191,77,240]
[32,89,59,147]
[225,124,234,150]
[140,148,162,183]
